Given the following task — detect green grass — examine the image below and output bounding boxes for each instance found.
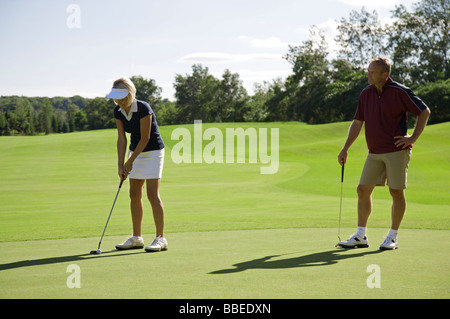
[0,228,448,298]
[0,121,449,298]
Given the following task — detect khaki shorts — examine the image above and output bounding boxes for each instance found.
[359,149,411,190]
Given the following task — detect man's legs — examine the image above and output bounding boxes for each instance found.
[338,152,380,248]
[378,150,410,250]
[357,184,375,228]
[339,151,409,249]
[384,150,410,231]
[389,188,406,230]
[338,184,374,248]
[356,185,407,229]
[378,187,406,250]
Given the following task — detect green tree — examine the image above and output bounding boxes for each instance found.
[0,112,8,136]
[244,82,271,122]
[130,75,163,114]
[284,26,331,123]
[52,113,61,133]
[213,69,249,122]
[285,26,329,84]
[174,64,220,123]
[74,109,88,131]
[324,59,367,122]
[335,7,387,69]
[39,100,54,135]
[84,98,115,130]
[66,104,78,132]
[415,79,450,124]
[388,0,450,85]
[157,99,179,125]
[14,98,35,135]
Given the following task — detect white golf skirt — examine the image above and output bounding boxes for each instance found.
[127,148,164,180]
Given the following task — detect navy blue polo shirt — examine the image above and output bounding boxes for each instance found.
[114,99,165,152]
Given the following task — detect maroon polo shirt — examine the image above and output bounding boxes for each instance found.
[354,77,428,154]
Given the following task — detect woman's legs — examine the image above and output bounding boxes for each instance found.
[129,178,145,237]
[128,178,164,238]
[146,178,165,237]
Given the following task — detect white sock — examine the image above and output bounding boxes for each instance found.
[388,229,398,239]
[356,226,367,238]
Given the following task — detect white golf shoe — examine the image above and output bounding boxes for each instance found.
[115,236,144,250]
[379,236,398,250]
[338,234,369,248]
[145,236,168,252]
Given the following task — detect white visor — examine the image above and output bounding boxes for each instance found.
[107,88,129,99]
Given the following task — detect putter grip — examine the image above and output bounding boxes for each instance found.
[341,162,345,183]
[119,178,124,188]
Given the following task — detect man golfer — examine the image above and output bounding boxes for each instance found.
[337,57,430,250]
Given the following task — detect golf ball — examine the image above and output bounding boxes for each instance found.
[96,249,102,254]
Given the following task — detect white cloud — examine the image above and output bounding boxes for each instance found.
[295,26,310,36]
[237,68,291,81]
[230,69,292,95]
[238,36,298,49]
[177,52,282,64]
[336,0,401,7]
[316,18,339,56]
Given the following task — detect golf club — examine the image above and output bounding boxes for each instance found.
[90,178,124,255]
[335,160,345,247]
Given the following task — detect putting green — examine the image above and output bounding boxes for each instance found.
[1,228,448,299]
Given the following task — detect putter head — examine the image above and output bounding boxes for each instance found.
[90,249,102,255]
[335,236,342,248]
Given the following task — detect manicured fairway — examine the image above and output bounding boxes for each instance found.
[0,121,449,298]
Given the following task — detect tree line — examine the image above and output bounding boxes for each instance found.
[1,0,448,136]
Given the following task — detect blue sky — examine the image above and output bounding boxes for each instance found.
[0,0,415,100]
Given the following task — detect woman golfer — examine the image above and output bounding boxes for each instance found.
[107,77,167,252]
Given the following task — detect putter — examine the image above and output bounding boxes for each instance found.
[335,160,345,247]
[90,178,124,255]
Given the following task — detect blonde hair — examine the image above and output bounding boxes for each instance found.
[370,57,391,76]
[112,77,136,107]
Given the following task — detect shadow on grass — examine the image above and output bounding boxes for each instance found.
[0,250,145,271]
[210,248,384,274]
